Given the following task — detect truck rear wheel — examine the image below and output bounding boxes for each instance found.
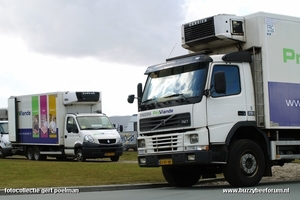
[223,139,265,187]
[76,149,86,162]
[33,146,47,161]
[26,147,34,160]
[162,166,201,187]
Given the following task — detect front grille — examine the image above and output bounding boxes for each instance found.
[140,113,190,132]
[184,17,215,43]
[152,135,178,152]
[98,139,116,144]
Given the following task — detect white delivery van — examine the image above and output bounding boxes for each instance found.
[8,91,123,161]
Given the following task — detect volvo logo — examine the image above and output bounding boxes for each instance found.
[181,120,189,124]
[107,140,110,144]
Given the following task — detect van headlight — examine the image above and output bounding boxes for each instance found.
[5,142,12,147]
[84,134,95,143]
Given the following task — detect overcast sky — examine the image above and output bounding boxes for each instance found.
[0,0,299,116]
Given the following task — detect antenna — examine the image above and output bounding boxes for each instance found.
[168,43,177,58]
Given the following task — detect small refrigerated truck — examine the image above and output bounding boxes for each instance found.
[8,91,123,161]
[128,12,300,187]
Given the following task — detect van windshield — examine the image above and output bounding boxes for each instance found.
[77,116,115,130]
[0,122,8,134]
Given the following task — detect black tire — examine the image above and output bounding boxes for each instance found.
[76,149,86,162]
[162,166,201,187]
[110,156,119,162]
[26,147,34,160]
[33,146,47,161]
[0,148,6,158]
[223,139,265,187]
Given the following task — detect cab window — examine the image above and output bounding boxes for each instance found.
[211,65,241,97]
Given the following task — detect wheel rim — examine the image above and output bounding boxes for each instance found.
[33,148,40,160]
[27,148,33,160]
[240,152,257,175]
[77,151,83,161]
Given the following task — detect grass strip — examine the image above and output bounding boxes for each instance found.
[0,152,165,188]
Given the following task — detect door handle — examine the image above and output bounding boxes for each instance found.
[238,111,246,116]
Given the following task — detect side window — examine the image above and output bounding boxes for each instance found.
[211,65,241,97]
[67,117,78,133]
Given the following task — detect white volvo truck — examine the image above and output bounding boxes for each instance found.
[128,12,300,187]
[8,91,123,161]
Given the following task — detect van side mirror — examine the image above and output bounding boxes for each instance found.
[119,125,123,132]
[214,71,226,94]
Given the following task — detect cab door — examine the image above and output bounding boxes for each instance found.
[64,115,80,155]
[206,63,248,143]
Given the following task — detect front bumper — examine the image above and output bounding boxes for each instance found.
[138,150,212,167]
[82,142,123,158]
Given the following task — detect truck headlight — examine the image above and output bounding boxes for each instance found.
[138,139,145,148]
[190,134,199,144]
[84,134,95,143]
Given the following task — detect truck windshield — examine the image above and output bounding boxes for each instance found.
[77,116,115,130]
[0,122,8,134]
[142,62,208,105]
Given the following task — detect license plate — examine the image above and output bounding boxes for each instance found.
[159,159,172,165]
[105,152,115,156]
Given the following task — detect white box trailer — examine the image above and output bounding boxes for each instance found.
[128,12,300,187]
[8,91,123,161]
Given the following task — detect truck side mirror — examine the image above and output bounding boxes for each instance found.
[214,71,226,94]
[127,83,143,106]
[127,95,135,103]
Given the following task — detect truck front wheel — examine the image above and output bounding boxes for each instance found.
[162,166,201,187]
[223,139,265,187]
[76,149,86,162]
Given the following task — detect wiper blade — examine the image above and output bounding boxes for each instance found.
[162,93,186,100]
[142,98,157,104]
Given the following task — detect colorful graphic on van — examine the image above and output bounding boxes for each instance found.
[269,82,300,126]
[49,95,57,138]
[18,94,58,144]
[32,96,39,138]
[40,95,48,138]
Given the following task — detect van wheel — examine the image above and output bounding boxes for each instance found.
[76,149,86,162]
[26,147,34,160]
[0,148,6,158]
[33,146,47,161]
[110,156,119,162]
[223,139,265,187]
[162,166,201,187]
